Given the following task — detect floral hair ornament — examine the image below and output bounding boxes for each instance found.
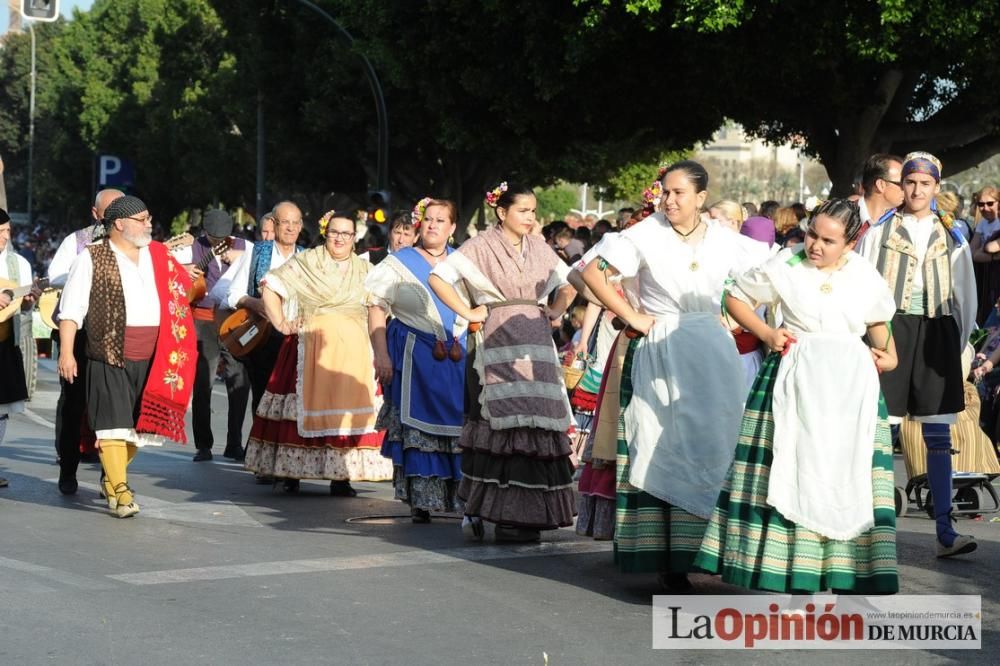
[318,210,337,237]
[411,197,432,228]
[485,181,508,208]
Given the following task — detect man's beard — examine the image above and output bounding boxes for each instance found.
[123,227,152,247]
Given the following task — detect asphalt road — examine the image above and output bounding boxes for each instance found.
[0,359,997,664]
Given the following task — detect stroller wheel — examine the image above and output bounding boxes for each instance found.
[894,486,908,517]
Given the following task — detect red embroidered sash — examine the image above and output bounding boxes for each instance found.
[134,242,197,443]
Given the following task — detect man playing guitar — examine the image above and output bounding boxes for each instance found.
[172,210,249,462]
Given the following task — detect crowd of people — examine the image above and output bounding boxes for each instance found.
[2,148,998,595]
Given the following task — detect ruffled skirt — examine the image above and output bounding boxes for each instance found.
[378,402,464,513]
[244,335,392,481]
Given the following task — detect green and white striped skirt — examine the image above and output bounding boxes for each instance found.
[614,337,708,574]
[693,352,898,594]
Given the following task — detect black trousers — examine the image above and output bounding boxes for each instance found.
[192,318,250,453]
[55,331,88,474]
[245,331,283,417]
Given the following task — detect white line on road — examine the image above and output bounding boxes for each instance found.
[109,540,611,586]
[0,556,114,591]
[20,407,56,429]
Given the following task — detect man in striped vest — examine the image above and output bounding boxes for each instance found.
[858,151,978,558]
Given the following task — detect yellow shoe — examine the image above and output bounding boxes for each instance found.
[113,501,140,519]
[111,483,137,518]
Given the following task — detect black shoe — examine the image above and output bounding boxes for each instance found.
[223,447,245,461]
[658,572,694,593]
[58,470,78,495]
[411,507,431,524]
[330,480,357,497]
[281,479,300,493]
[192,449,214,462]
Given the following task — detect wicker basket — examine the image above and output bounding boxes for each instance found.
[563,365,585,390]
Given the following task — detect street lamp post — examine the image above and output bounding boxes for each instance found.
[27,22,36,224]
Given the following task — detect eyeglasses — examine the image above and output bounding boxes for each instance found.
[125,214,152,224]
[977,201,997,208]
[880,178,903,188]
[276,219,303,227]
[326,231,355,240]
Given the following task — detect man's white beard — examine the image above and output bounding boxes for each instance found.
[123,227,152,247]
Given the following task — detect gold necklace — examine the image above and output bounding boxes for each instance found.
[818,257,847,293]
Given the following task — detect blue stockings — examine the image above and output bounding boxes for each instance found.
[891,422,958,546]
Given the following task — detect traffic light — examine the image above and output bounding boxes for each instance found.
[20,0,60,22]
[368,190,391,224]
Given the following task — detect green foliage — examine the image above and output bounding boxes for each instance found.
[535,184,579,223]
[170,209,190,236]
[602,150,691,203]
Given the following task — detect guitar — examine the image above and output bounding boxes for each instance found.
[0,276,48,323]
[217,306,273,357]
[184,236,233,304]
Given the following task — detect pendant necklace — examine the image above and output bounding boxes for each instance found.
[818,258,847,293]
[668,220,703,271]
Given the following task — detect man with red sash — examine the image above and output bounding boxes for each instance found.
[57,196,197,518]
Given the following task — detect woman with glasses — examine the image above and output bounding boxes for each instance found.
[244,212,393,495]
[970,186,1000,324]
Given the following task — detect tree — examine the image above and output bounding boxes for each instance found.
[581,0,1000,194]
[40,0,246,224]
[535,184,579,223]
[208,0,725,230]
[602,150,690,202]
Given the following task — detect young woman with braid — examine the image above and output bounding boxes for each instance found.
[695,199,900,593]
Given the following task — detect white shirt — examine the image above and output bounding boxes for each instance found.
[731,247,896,336]
[900,214,938,290]
[207,241,253,309]
[596,214,769,317]
[0,246,33,287]
[59,242,160,327]
[47,229,87,287]
[224,242,296,310]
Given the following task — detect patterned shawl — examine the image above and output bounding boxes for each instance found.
[443,225,570,432]
[267,248,378,436]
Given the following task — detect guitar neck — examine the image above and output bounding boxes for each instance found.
[196,240,229,271]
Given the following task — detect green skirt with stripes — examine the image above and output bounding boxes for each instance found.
[614,337,709,574]
[693,352,898,593]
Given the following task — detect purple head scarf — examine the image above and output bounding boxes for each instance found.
[740,216,776,246]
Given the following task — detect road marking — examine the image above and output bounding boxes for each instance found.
[108,540,611,586]
[0,556,113,591]
[20,407,56,429]
[46,480,264,528]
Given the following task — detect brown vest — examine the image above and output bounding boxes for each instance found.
[85,240,128,367]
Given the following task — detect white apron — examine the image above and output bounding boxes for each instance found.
[626,312,745,519]
[768,331,879,539]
